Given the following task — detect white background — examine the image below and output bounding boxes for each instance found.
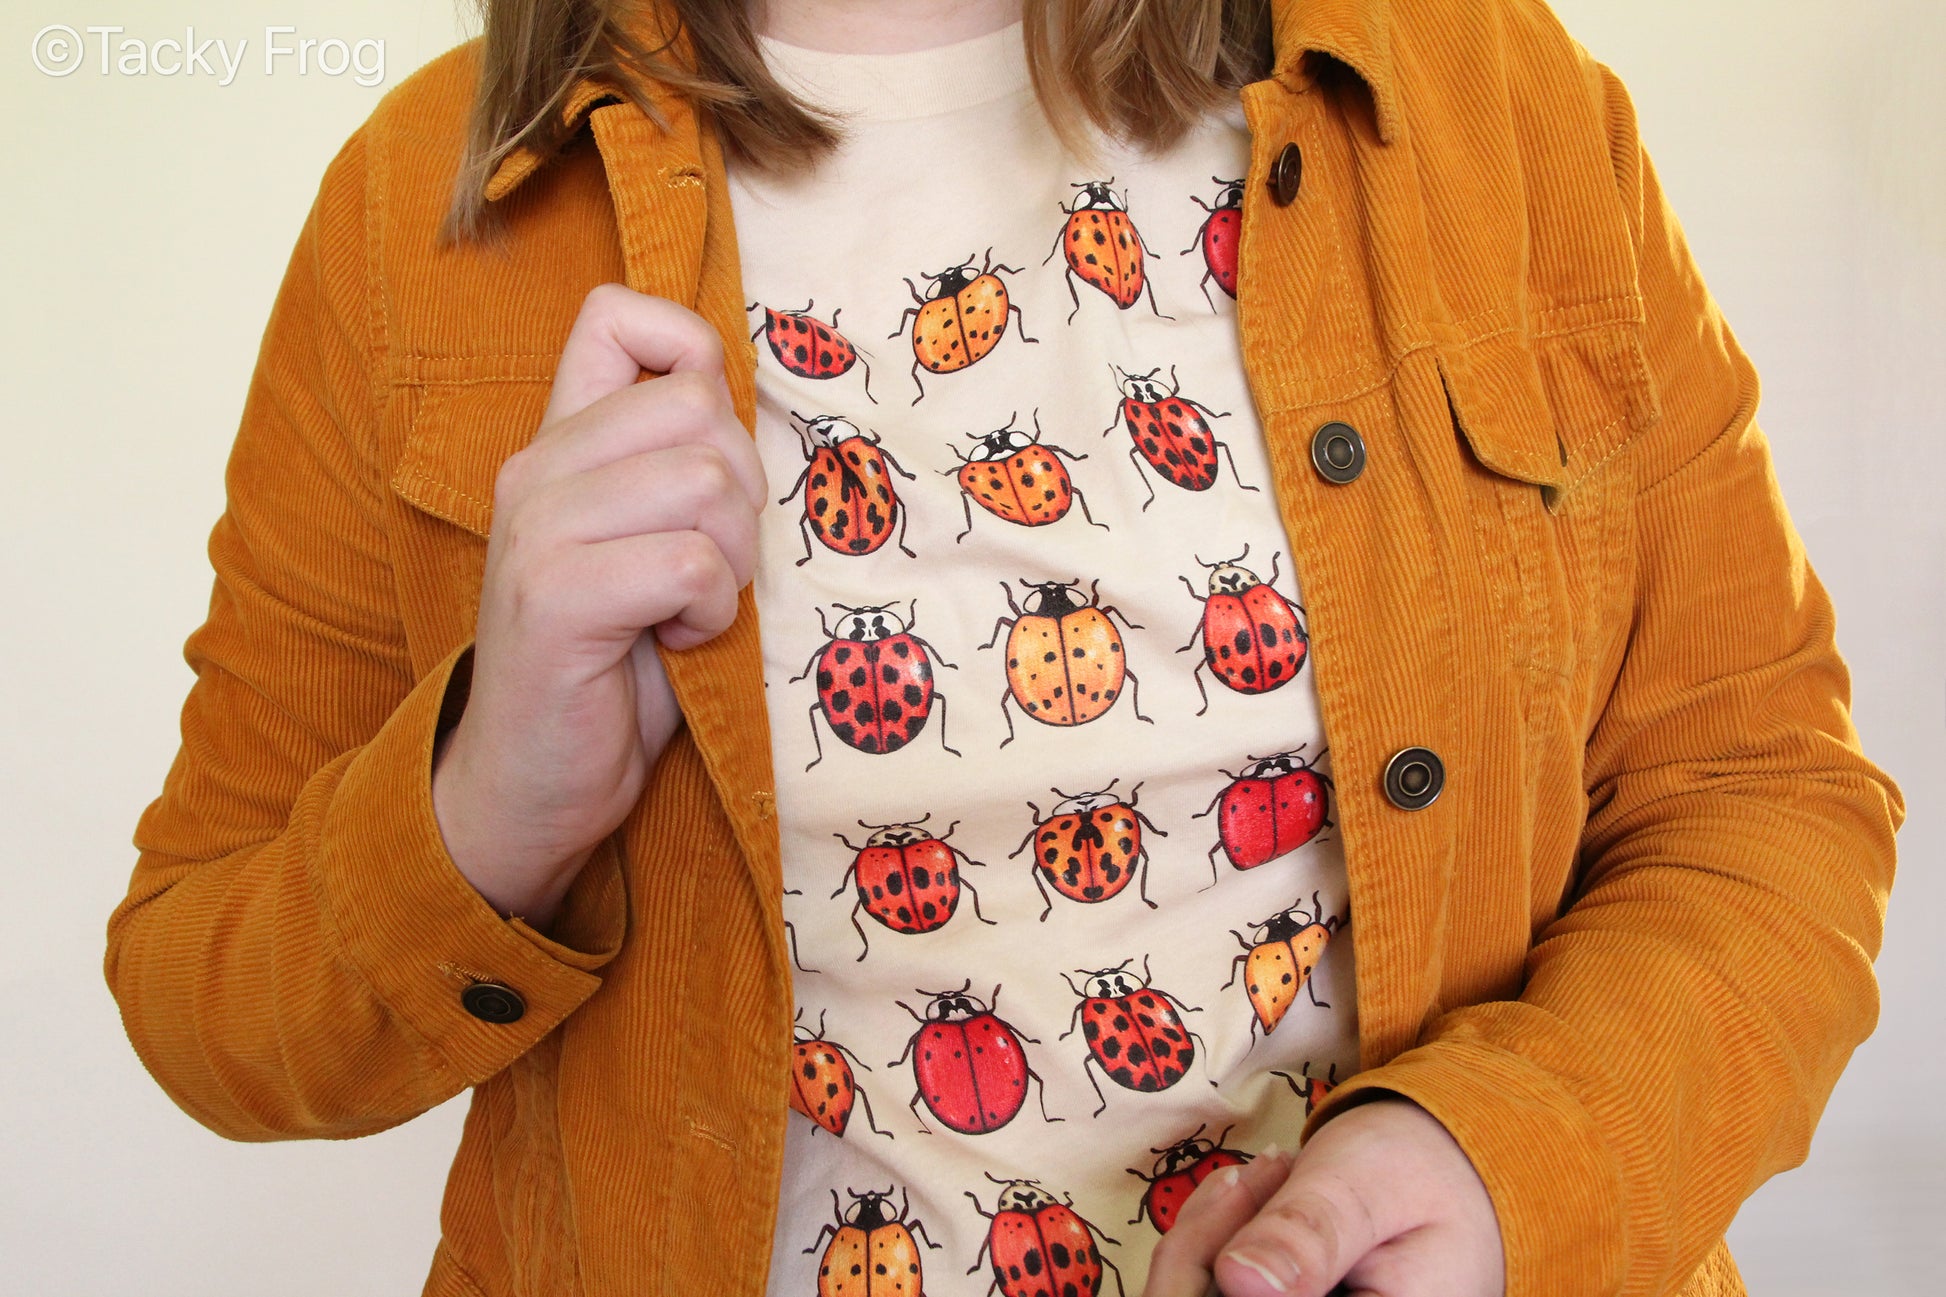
[2,1,1939,1292]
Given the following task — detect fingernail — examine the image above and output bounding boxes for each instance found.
[1259,1141,1285,1163]
[1216,1165,1243,1190]
[1223,1249,1297,1293]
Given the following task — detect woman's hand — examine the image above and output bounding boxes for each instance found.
[432,284,766,927]
[1143,1098,1505,1297]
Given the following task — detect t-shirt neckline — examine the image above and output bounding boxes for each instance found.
[755,20,1030,123]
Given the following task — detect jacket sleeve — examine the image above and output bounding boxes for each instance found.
[1304,59,1906,1297]
[104,125,628,1142]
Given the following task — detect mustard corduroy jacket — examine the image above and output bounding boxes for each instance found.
[106,2,1905,1294]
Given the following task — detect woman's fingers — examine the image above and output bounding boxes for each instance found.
[543,283,727,423]
[1210,1161,1388,1297]
[1142,1149,1293,1297]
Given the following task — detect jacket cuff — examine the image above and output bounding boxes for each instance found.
[1302,1035,1627,1297]
[312,641,628,1084]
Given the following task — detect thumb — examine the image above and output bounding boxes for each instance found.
[1209,1163,1383,1297]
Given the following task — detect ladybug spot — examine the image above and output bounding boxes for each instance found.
[793,345,810,363]
[1023,1249,1044,1276]
[849,667,869,687]
[882,700,903,722]
[828,690,851,712]
[855,702,877,723]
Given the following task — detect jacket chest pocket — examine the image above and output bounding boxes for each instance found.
[385,378,552,675]
[1437,329,1643,721]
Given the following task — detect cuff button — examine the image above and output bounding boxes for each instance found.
[461,981,526,1024]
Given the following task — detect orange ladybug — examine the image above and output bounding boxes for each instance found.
[981,579,1153,746]
[1046,180,1169,321]
[1223,891,1344,1036]
[805,1187,939,1297]
[889,247,1036,403]
[1010,780,1164,918]
[944,410,1107,541]
[1272,1061,1340,1117]
[789,1009,890,1138]
[777,412,917,563]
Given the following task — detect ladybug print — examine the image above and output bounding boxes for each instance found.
[778,412,918,563]
[965,1176,1127,1297]
[749,300,877,402]
[945,410,1107,541]
[981,579,1153,746]
[889,981,1062,1134]
[782,886,820,975]
[1044,180,1169,322]
[890,247,1036,404]
[1175,546,1309,714]
[1060,955,1208,1116]
[1125,1125,1252,1233]
[792,601,961,770]
[1272,1061,1341,1118]
[1193,746,1334,885]
[789,1009,890,1138]
[1223,891,1346,1036]
[1009,780,1164,918]
[1100,365,1259,509]
[1182,177,1244,308]
[831,816,995,959]
[804,1186,940,1297]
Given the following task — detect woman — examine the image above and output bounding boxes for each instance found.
[105,2,1904,1295]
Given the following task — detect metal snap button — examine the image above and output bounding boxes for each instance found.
[461,981,526,1024]
[1310,421,1367,484]
[1382,748,1445,811]
[1268,142,1303,206]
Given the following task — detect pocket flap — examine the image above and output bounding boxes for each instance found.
[390,381,552,538]
[1440,324,1660,498]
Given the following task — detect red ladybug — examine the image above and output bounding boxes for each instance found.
[1100,365,1259,509]
[778,412,917,563]
[965,1176,1126,1297]
[889,981,1062,1134]
[1060,956,1208,1116]
[1045,180,1169,322]
[1175,545,1309,714]
[1125,1125,1252,1233]
[792,602,961,770]
[1272,1061,1340,1118]
[1182,177,1244,308]
[1009,781,1163,919]
[830,817,994,959]
[749,300,877,402]
[944,410,1108,541]
[1193,747,1334,885]
[789,1009,890,1138]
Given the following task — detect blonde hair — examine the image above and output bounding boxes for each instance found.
[441,0,1273,245]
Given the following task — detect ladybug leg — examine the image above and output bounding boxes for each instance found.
[1007,298,1039,344]
[803,702,827,772]
[782,919,819,975]
[1097,1245,1131,1297]
[879,444,919,482]
[1221,944,1250,990]
[1120,665,1156,726]
[907,1215,942,1251]
[777,459,812,507]
[1200,838,1226,892]
[1190,659,1214,718]
[921,690,961,758]
[996,687,1020,750]
[1069,483,1112,531]
[1305,971,1331,1009]
[979,613,1017,650]
[856,352,878,405]
[1139,268,1175,321]
[893,494,917,559]
[1197,270,1221,315]
[793,512,818,567]
[906,356,926,406]
[1063,267,1084,325]
[1125,446,1159,511]
[1135,844,1158,910]
[853,1082,892,1139]
[958,873,997,926]
[953,490,977,544]
[1214,434,1263,493]
[1082,1055,1111,1118]
[906,1088,935,1134]
[1031,864,1056,921]
[848,903,872,962]
[1025,1063,1066,1124]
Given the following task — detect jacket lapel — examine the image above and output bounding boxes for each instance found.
[587,92,784,902]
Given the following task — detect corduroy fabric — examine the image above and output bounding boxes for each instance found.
[105,3,1903,1296]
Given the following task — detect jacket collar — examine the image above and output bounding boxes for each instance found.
[484,0,1398,202]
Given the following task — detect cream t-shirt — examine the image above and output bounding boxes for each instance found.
[728,23,1359,1297]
